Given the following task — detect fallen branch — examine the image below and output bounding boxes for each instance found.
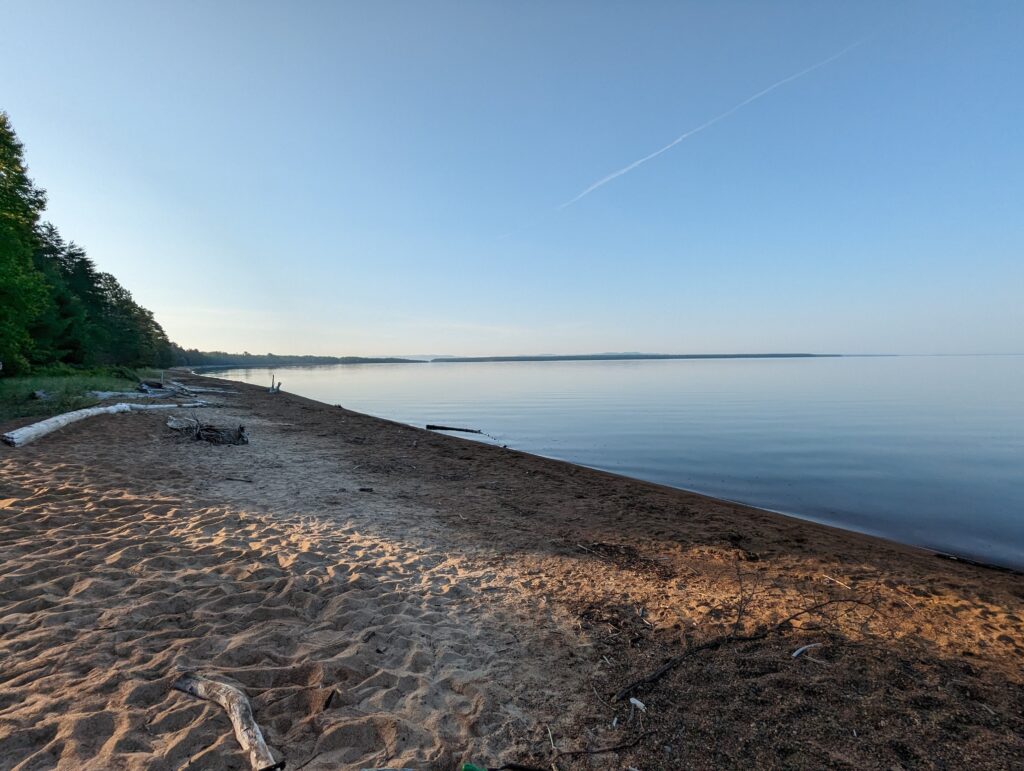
[172,671,283,771]
[167,380,237,395]
[167,416,248,445]
[425,424,501,442]
[613,597,878,701]
[554,730,657,759]
[2,402,209,447]
[88,390,175,399]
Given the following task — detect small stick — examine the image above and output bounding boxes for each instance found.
[791,643,824,658]
[613,597,878,701]
[821,575,853,590]
[554,730,656,759]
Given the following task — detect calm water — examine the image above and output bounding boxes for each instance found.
[216,356,1024,570]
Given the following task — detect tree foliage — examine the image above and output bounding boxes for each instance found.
[0,113,47,374]
[0,112,172,375]
[168,348,417,368]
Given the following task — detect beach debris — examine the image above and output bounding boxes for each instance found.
[167,416,248,445]
[820,574,853,590]
[268,373,282,393]
[171,671,284,771]
[166,380,237,395]
[425,424,502,442]
[29,389,51,400]
[84,380,233,401]
[88,389,174,399]
[552,730,657,761]
[426,424,484,434]
[2,401,209,447]
[613,596,879,702]
[629,697,647,711]
[791,642,824,658]
[358,487,374,492]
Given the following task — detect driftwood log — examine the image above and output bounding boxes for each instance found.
[172,671,283,771]
[166,380,237,395]
[425,424,501,442]
[87,390,174,400]
[2,402,209,447]
[167,416,248,445]
[425,424,483,434]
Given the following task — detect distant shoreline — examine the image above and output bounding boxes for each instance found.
[200,352,839,370]
[430,352,838,363]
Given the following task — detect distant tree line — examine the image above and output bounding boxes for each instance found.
[170,348,418,368]
[0,112,173,375]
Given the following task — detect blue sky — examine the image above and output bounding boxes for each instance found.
[2,1,1021,355]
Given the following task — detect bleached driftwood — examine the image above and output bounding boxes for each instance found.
[167,416,248,445]
[1,402,208,447]
[172,671,283,771]
[87,390,175,399]
[167,380,236,394]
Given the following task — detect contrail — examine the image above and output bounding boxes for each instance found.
[558,37,870,210]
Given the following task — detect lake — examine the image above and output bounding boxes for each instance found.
[214,356,1024,570]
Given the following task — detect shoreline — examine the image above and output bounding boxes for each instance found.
[207,366,1022,574]
[0,371,1021,768]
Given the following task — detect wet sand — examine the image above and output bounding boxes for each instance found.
[0,373,1021,769]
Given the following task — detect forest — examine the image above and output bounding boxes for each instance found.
[0,112,173,376]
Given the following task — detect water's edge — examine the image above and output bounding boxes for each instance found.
[210,356,1024,571]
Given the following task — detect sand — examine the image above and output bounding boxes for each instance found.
[0,373,1021,770]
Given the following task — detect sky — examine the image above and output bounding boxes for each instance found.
[2,1,1022,356]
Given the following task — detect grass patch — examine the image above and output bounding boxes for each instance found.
[0,371,141,424]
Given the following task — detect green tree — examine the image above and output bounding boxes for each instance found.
[30,224,93,365]
[3,113,174,374]
[0,112,47,374]
[93,273,172,367]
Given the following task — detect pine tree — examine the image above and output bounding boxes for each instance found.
[2,113,174,374]
[0,112,47,374]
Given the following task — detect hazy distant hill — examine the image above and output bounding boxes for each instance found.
[431,353,836,363]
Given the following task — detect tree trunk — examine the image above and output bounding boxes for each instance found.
[2,402,208,447]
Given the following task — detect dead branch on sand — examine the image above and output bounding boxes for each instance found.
[167,415,248,445]
[612,594,881,702]
[172,671,284,771]
[554,729,658,760]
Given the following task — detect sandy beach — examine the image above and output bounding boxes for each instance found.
[0,372,1021,770]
